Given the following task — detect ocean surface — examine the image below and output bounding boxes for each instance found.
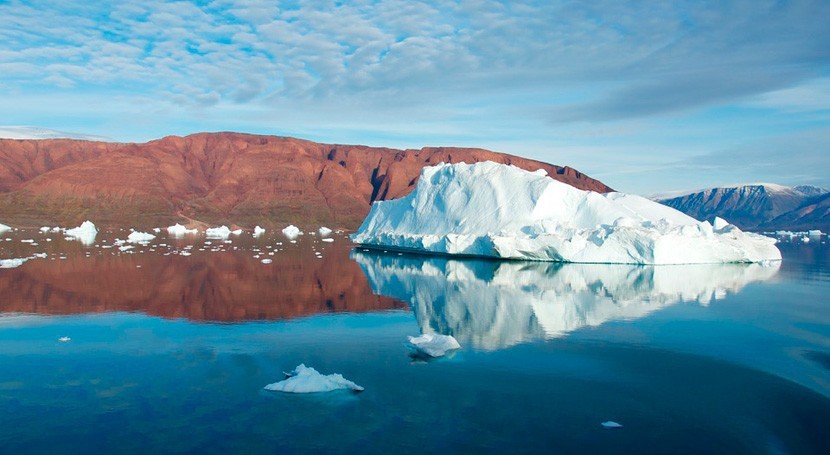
[0,228,828,453]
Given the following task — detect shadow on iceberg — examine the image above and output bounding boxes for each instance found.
[352,249,780,351]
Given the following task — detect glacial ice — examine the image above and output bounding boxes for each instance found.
[254,226,266,236]
[351,162,781,264]
[0,223,11,234]
[282,225,301,239]
[264,364,364,393]
[167,224,198,237]
[601,421,623,429]
[353,250,780,351]
[0,258,28,268]
[318,226,333,236]
[205,226,232,238]
[407,333,461,357]
[127,231,156,243]
[64,221,98,245]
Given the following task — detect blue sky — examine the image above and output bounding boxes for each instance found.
[0,0,828,194]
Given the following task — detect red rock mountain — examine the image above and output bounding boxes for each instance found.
[0,132,612,228]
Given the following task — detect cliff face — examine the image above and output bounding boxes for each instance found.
[0,132,612,229]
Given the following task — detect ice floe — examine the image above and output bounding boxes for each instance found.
[407,333,461,357]
[64,221,98,245]
[127,231,156,243]
[352,162,781,264]
[167,224,198,237]
[264,364,364,393]
[282,225,301,239]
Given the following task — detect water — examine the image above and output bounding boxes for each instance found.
[0,229,828,453]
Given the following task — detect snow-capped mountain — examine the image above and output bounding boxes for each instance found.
[657,184,829,230]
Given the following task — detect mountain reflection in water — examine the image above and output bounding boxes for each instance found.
[353,250,781,350]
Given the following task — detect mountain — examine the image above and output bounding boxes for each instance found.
[760,192,830,232]
[657,184,829,230]
[0,132,611,229]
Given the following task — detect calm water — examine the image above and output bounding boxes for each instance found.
[0,229,828,453]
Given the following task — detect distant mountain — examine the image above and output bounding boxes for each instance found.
[760,192,830,232]
[0,132,612,229]
[657,184,829,230]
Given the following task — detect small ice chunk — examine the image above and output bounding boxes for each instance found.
[318,226,333,236]
[264,364,364,393]
[407,333,461,357]
[601,421,623,428]
[58,336,71,343]
[254,225,266,237]
[167,223,198,237]
[119,245,134,251]
[261,258,272,264]
[322,238,334,243]
[0,258,28,268]
[231,229,242,235]
[0,223,12,233]
[282,225,301,239]
[39,226,50,233]
[127,231,156,243]
[808,229,822,236]
[153,227,161,233]
[206,225,232,239]
[64,221,98,245]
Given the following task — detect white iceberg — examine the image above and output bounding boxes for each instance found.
[318,226,333,236]
[64,221,98,246]
[39,226,50,233]
[1,258,28,268]
[282,225,301,239]
[127,231,156,243]
[58,336,71,343]
[601,421,623,429]
[407,333,461,357]
[167,223,198,237]
[264,364,364,393]
[0,223,12,234]
[351,162,781,264]
[808,230,822,236]
[205,225,232,238]
[254,225,266,237]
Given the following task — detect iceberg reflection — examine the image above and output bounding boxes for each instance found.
[352,250,780,351]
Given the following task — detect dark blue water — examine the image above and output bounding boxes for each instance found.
[0,230,828,453]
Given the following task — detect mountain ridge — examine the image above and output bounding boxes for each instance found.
[0,131,612,229]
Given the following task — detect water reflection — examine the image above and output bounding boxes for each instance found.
[353,250,781,350]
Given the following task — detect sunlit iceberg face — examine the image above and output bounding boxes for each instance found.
[352,251,781,351]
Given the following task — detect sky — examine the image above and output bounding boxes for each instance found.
[0,0,828,195]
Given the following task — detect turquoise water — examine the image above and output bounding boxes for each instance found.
[0,230,828,453]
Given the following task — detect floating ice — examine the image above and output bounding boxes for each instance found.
[58,336,71,343]
[318,226,333,236]
[407,333,461,357]
[261,258,273,264]
[282,225,301,239]
[153,227,161,233]
[352,162,781,264]
[0,223,12,234]
[231,229,242,235]
[64,221,98,246]
[808,230,822,236]
[0,258,28,268]
[206,225,232,239]
[254,225,266,237]
[601,421,623,428]
[127,231,156,243]
[167,223,198,237]
[39,226,50,233]
[322,238,334,243]
[264,364,364,393]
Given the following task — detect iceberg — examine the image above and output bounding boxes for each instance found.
[1,258,29,268]
[264,364,364,393]
[205,226,234,239]
[407,333,461,357]
[282,225,301,239]
[353,250,780,351]
[167,223,198,237]
[127,231,156,243]
[254,225,266,237]
[351,162,781,264]
[64,221,98,246]
[0,223,11,234]
[318,226,333,236]
[601,421,623,429]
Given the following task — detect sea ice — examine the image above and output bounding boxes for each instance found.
[127,231,156,243]
[351,162,781,264]
[264,364,364,393]
[318,226,333,236]
[167,223,198,237]
[64,221,98,246]
[407,333,461,357]
[282,225,301,239]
